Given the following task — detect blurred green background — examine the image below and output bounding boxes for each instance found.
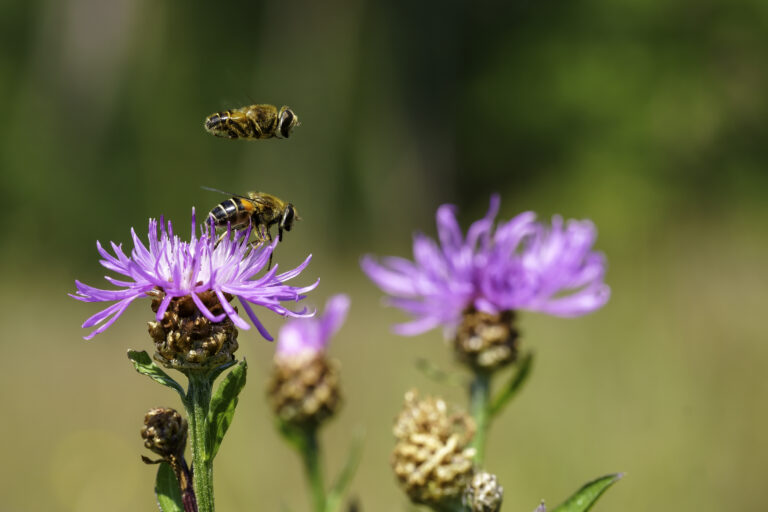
[1,0,767,510]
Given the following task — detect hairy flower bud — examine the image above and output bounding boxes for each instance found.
[392,390,476,507]
[454,308,519,371]
[148,290,239,372]
[268,352,342,429]
[463,471,504,512]
[141,407,188,460]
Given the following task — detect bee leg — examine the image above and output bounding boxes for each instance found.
[260,226,275,270]
[246,118,263,139]
[214,231,228,247]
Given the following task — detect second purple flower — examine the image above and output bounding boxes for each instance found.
[361,195,610,338]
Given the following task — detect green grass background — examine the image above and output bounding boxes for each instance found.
[1,0,767,510]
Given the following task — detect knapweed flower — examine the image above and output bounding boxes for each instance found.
[361,195,610,337]
[71,209,318,342]
[268,294,349,428]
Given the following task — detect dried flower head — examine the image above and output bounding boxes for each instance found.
[71,209,318,341]
[392,390,476,507]
[268,295,349,428]
[361,195,609,337]
[141,407,188,460]
[463,471,504,512]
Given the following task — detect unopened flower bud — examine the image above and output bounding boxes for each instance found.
[149,290,239,372]
[392,390,476,507]
[454,308,518,371]
[463,471,504,512]
[141,407,188,460]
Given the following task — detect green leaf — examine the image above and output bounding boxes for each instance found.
[488,352,534,418]
[326,430,365,512]
[206,359,247,461]
[127,350,186,402]
[414,358,465,388]
[154,462,183,512]
[551,473,623,512]
[276,419,307,451]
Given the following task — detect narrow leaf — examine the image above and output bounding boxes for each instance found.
[489,352,534,418]
[155,462,183,512]
[551,473,623,512]
[414,358,465,387]
[326,431,365,512]
[127,350,186,402]
[276,419,307,451]
[207,359,248,461]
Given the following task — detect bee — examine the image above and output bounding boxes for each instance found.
[204,104,299,140]
[203,186,299,267]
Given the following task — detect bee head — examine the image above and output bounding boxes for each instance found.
[277,107,299,139]
[277,204,298,241]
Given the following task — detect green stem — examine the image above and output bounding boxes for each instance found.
[186,373,214,512]
[299,427,326,512]
[469,371,492,467]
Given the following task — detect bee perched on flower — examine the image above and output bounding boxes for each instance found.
[71,209,319,370]
[361,194,610,371]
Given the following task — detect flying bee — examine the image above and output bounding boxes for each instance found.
[204,104,299,140]
[203,186,299,267]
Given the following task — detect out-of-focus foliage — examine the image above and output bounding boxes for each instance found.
[1,0,767,511]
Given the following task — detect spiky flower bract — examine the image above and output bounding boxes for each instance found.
[71,209,318,341]
[361,195,609,336]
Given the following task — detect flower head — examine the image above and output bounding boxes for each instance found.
[268,295,349,427]
[276,294,350,357]
[71,209,318,341]
[361,195,609,336]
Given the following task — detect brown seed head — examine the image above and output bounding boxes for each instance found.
[148,289,239,372]
[267,352,342,429]
[463,471,504,512]
[391,390,476,507]
[454,308,519,371]
[141,407,188,460]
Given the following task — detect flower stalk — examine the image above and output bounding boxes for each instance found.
[468,372,491,467]
[186,373,215,512]
[298,426,327,512]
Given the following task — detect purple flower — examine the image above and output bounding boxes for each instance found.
[71,209,319,341]
[361,195,609,336]
[276,294,350,357]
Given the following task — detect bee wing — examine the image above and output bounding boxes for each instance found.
[201,186,254,203]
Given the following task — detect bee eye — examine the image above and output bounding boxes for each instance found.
[282,205,295,231]
[279,110,295,138]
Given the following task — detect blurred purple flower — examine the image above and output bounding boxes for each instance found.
[276,294,350,357]
[361,195,609,336]
[71,209,319,341]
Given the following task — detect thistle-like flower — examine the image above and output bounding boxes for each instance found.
[362,195,609,337]
[362,195,609,370]
[71,209,319,342]
[268,294,349,428]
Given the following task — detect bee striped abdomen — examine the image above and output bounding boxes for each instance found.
[204,110,255,139]
[208,198,253,229]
